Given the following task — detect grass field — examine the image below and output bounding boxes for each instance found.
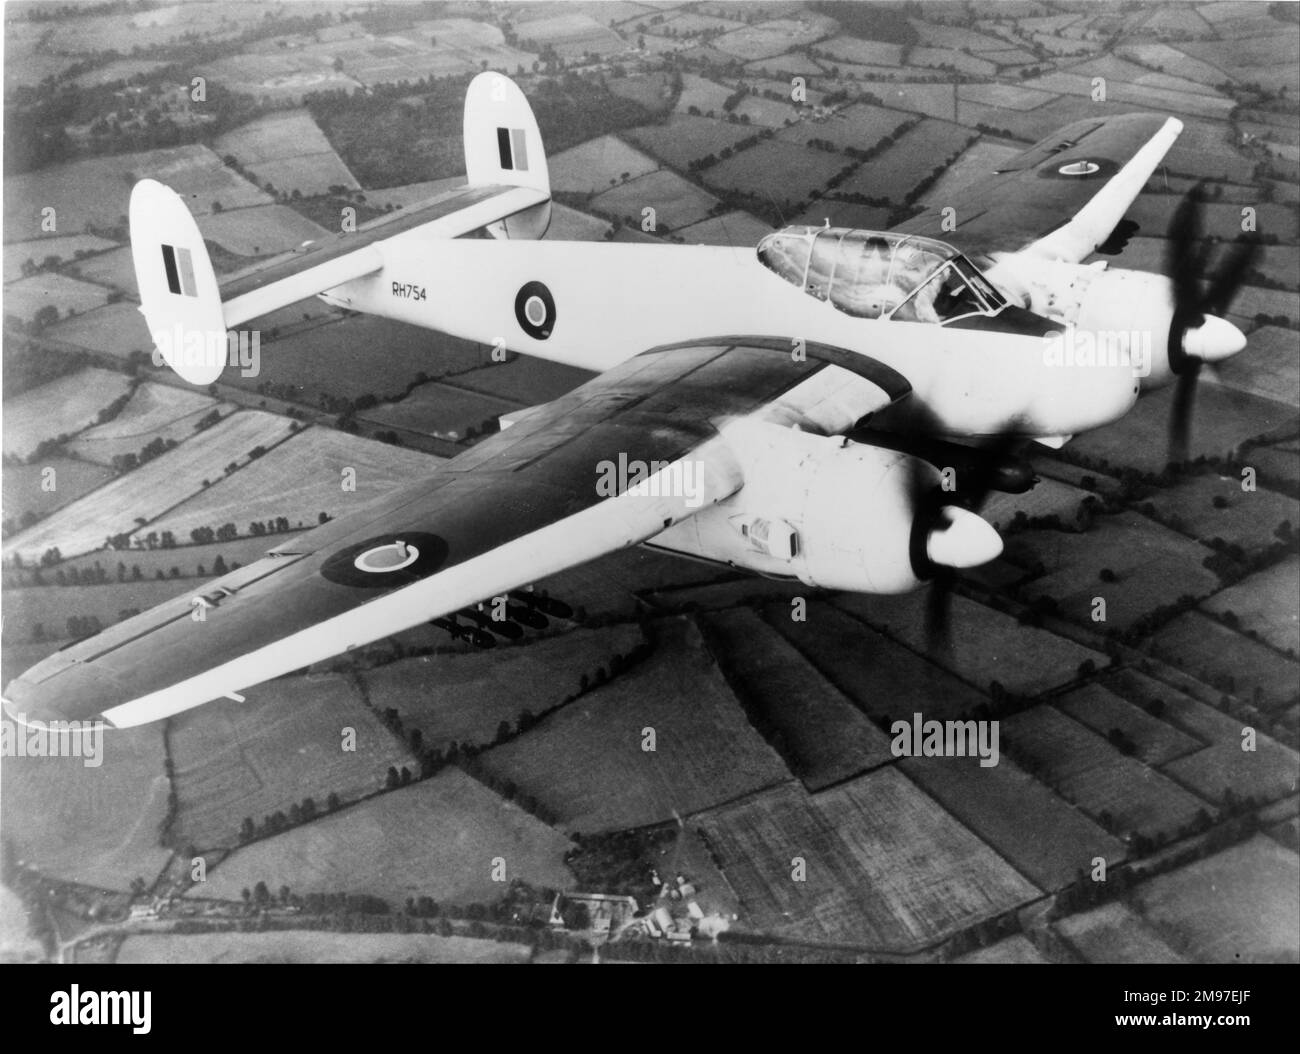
[1142,473,1298,552]
[731,93,802,128]
[675,73,734,116]
[214,109,359,196]
[195,205,330,259]
[712,14,838,61]
[1,456,113,531]
[0,722,172,892]
[3,410,296,564]
[138,427,441,543]
[1069,387,1294,477]
[777,103,913,152]
[360,624,645,752]
[1200,558,1300,656]
[793,200,892,230]
[170,671,412,850]
[1211,327,1300,407]
[473,617,790,833]
[865,83,958,122]
[677,209,771,247]
[764,599,989,720]
[192,767,573,905]
[831,119,974,204]
[1121,196,1298,246]
[1130,835,1299,962]
[1056,683,1203,767]
[1056,901,1188,963]
[910,47,997,77]
[65,246,136,296]
[703,138,848,209]
[512,11,624,59]
[4,234,119,281]
[1018,511,1223,633]
[4,145,271,242]
[117,930,531,964]
[816,35,904,66]
[360,380,519,440]
[450,353,593,405]
[1152,611,1299,712]
[698,608,895,789]
[1001,706,1210,836]
[1115,42,1236,88]
[835,591,1105,698]
[41,302,153,360]
[2,368,134,460]
[900,752,1127,892]
[697,769,1039,949]
[2,272,112,323]
[590,169,719,231]
[45,533,288,585]
[1106,669,1299,804]
[221,314,483,405]
[981,476,1094,534]
[548,135,660,195]
[1,577,196,644]
[954,934,1049,963]
[65,384,221,466]
[605,71,675,115]
[623,115,764,171]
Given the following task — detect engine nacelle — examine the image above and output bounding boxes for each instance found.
[647,422,1000,595]
[1074,268,1177,388]
[986,254,1178,390]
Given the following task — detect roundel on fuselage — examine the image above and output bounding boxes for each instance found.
[515,281,555,340]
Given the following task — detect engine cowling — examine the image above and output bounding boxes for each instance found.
[1074,267,1178,388]
[647,422,1002,594]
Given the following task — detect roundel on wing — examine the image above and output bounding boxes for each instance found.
[320,532,449,588]
[1058,160,1101,176]
[1041,157,1118,180]
[515,281,555,340]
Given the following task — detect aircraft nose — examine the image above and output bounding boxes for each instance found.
[925,506,1003,570]
[1183,315,1246,362]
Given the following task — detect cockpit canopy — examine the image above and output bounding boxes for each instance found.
[757,226,1006,323]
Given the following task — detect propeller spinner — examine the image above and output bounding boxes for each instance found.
[1165,182,1258,462]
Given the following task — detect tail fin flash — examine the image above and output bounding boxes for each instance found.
[130,179,229,385]
[463,72,551,240]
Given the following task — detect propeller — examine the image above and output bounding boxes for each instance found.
[1165,181,1257,463]
[905,432,1020,651]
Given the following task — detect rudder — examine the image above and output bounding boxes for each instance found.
[129,179,229,385]
[463,72,551,240]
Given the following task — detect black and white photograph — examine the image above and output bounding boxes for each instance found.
[0,0,1297,989]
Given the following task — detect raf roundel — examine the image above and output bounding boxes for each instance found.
[515,280,556,340]
[1057,160,1102,177]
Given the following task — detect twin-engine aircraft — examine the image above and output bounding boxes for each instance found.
[4,73,1257,729]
